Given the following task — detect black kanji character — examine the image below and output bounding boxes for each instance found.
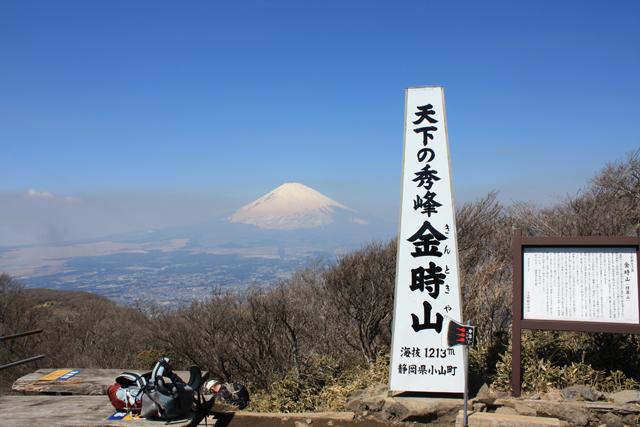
[414,126,438,146]
[413,191,442,216]
[411,301,443,333]
[417,148,435,163]
[407,220,447,258]
[413,104,439,125]
[410,261,445,299]
[412,164,440,190]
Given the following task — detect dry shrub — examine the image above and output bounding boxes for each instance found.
[249,354,389,413]
[491,331,640,394]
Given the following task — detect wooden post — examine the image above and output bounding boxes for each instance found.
[511,228,523,397]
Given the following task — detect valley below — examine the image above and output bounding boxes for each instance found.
[0,183,396,307]
[0,241,330,307]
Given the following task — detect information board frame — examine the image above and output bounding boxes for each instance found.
[511,228,640,397]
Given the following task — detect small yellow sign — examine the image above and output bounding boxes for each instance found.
[108,412,142,420]
[38,369,82,381]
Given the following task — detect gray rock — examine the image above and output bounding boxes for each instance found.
[492,390,510,399]
[345,394,385,414]
[515,403,537,417]
[534,402,590,426]
[347,384,463,424]
[348,389,364,400]
[369,384,388,396]
[345,385,390,417]
[622,413,640,426]
[609,390,640,404]
[472,383,491,400]
[548,391,563,401]
[561,387,581,401]
[472,402,487,412]
[380,399,434,422]
[530,393,541,400]
[379,397,461,424]
[495,406,518,415]
[345,387,386,413]
[562,385,603,402]
[599,412,625,427]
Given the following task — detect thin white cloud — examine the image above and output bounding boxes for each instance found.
[24,190,80,202]
[26,189,53,198]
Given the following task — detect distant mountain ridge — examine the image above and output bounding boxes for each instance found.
[226,183,369,230]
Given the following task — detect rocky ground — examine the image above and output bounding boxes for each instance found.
[331,382,640,426]
[208,385,640,426]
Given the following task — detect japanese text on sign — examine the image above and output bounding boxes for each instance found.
[523,247,639,323]
[390,87,464,393]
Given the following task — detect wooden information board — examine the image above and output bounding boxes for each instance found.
[511,229,640,396]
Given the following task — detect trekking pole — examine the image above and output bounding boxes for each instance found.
[0,329,43,341]
[0,354,45,371]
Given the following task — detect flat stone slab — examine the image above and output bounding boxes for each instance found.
[12,368,197,395]
[456,410,569,427]
[0,395,204,426]
[495,398,640,416]
[609,390,640,404]
[0,395,353,427]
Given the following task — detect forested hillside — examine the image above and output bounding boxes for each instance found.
[1,149,638,410]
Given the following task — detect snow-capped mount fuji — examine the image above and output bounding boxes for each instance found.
[227,183,369,230]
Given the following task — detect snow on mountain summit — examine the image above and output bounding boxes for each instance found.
[227,183,366,230]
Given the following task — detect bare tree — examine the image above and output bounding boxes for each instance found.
[455,192,513,347]
[512,149,640,238]
[323,239,397,368]
[266,266,325,379]
[0,272,24,330]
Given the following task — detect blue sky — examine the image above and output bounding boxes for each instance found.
[1,0,639,246]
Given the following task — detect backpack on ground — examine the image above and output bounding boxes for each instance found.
[107,371,149,413]
[140,358,202,419]
[217,382,250,410]
[108,358,203,420]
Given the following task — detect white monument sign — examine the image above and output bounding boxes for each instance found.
[389,87,464,393]
[523,247,639,323]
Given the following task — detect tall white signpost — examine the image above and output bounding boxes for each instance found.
[389,86,465,393]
